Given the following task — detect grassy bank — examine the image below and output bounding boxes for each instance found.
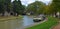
[0,15,23,22]
[26,16,59,29]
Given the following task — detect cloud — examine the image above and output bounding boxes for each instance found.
[11,0,14,2]
[11,0,52,6]
[21,0,35,6]
[38,0,52,5]
[21,0,51,6]
[27,0,35,4]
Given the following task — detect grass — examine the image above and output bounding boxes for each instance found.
[26,16,59,29]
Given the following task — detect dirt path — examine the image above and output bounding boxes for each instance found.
[52,21,60,29]
[52,23,60,29]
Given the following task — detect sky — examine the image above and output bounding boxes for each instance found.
[11,0,52,6]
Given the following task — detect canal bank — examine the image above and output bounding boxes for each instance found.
[24,19,47,29]
[0,15,48,29]
[0,15,23,29]
[21,15,47,29]
[26,16,59,29]
[0,15,23,21]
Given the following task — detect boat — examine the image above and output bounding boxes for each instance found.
[33,14,46,22]
[33,17,43,22]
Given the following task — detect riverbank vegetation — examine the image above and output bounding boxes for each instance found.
[26,16,59,29]
[0,0,25,16]
[0,0,60,17]
[26,0,60,18]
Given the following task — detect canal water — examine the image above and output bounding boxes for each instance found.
[0,16,34,29]
[23,15,34,26]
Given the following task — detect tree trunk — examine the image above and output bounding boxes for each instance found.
[17,13,19,16]
[54,12,57,18]
[13,12,16,16]
[2,12,4,16]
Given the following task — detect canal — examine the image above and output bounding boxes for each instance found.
[0,16,34,29]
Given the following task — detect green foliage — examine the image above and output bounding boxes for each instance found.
[50,0,60,13]
[43,0,60,15]
[27,1,46,15]
[0,0,6,13]
[13,0,25,15]
[0,0,25,16]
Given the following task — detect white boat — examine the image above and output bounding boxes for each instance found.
[33,14,46,22]
[33,18,42,20]
[33,17,43,22]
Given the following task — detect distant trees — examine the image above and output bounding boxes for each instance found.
[26,0,60,15]
[26,0,60,16]
[26,1,46,15]
[0,0,60,16]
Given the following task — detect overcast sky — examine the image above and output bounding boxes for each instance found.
[11,0,52,6]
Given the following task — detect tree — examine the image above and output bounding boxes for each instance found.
[49,0,60,17]
[13,0,25,16]
[50,0,60,13]
[0,0,13,16]
[27,1,46,15]
[0,0,25,16]
[0,0,6,16]
[6,0,12,13]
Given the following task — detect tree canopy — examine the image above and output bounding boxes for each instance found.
[50,0,60,13]
[0,0,25,16]
[27,1,46,15]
